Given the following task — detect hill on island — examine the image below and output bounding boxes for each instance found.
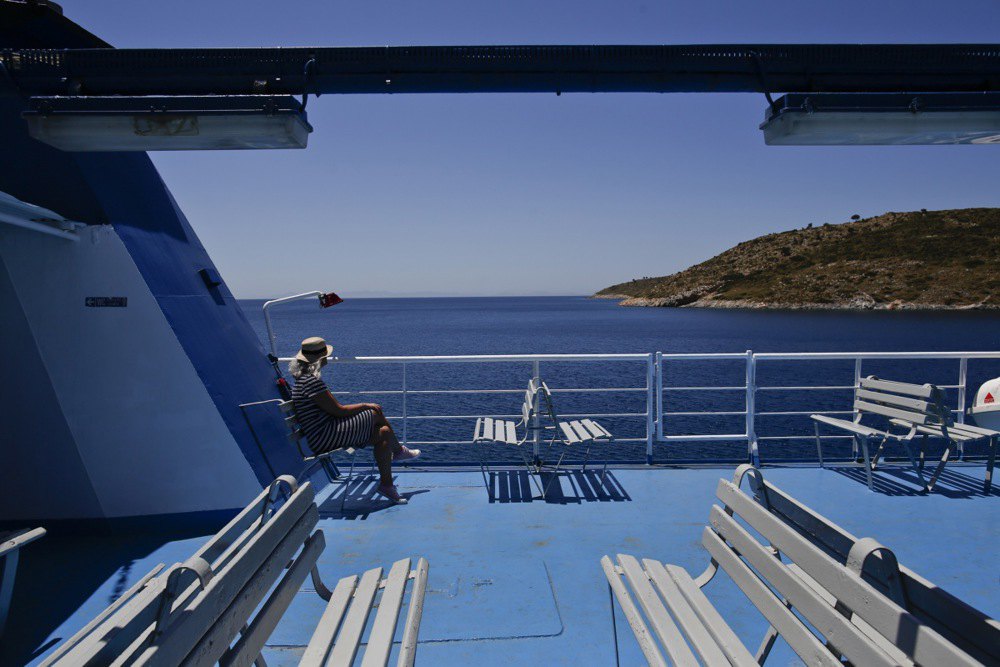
[596,208,1000,309]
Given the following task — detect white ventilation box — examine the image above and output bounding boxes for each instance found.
[969,377,1000,431]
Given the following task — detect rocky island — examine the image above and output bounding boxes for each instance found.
[597,208,999,310]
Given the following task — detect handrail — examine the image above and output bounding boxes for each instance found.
[257,349,1000,464]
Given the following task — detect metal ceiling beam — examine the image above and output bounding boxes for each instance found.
[2,44,999,97]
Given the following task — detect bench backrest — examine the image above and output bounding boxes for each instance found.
[45,477,321,666]
[854,375,953,428]
[707,468,998,666]
[279,399,311,456]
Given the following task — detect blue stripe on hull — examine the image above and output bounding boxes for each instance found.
[75,151,301,483]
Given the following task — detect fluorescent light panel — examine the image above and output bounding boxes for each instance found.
[761,93,1000,145]
[23,96,312,151]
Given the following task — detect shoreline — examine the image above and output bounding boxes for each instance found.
[594,294,999,311]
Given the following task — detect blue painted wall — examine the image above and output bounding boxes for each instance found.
[0,5,300,491]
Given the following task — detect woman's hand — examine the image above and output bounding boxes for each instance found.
[364,403,383,413]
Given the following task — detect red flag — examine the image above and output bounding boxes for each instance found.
[319,292,344,308]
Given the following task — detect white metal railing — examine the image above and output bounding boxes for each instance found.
[273,350,1000,464]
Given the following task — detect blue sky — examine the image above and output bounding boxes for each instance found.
[65,1,1000,298]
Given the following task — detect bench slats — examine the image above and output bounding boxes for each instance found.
[641,560,733,666]
[138,503,320,666]
[659,564,757,667]
[757,479,1000,663]
[709,507,909,667]
[618,555,699,666]
[854,399,933,425]
[215,530,326,667]
[301,575,359,666]
[327,566,384,667]
[581,419,612,439]
[361,558,412,667]
[787,563,914,666]
[128,488,316,667]
[398,558,429,667]
[702,527,842,667]
[600,556,668,667]
[505,420,517,445]
[38,563,165,667]
[860,377,937,399]
[714,480,979,666]
[559,422,581,443]
[855,388,933,415]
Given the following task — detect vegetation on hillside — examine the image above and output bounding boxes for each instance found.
[597,208,1000,309]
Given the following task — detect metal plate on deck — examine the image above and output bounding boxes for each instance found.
[267,557,562,648]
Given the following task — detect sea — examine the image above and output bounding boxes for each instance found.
[240,296,1000,464]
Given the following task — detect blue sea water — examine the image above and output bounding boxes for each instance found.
[240,296,1000,463]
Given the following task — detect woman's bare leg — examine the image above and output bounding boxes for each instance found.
[372,425,394,486]
[370,407,403,454]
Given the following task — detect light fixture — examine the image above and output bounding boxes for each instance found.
[22,96,312,151]
[761,93,1000,145]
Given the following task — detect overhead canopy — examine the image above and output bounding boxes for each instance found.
[2,44,999,97]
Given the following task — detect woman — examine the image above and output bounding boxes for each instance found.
[289,336,419,503]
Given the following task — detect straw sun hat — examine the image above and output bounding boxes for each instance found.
[295,336,333,363]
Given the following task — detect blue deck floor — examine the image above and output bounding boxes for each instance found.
[5,463,998,666]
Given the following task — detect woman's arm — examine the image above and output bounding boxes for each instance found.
[312,391,379,418]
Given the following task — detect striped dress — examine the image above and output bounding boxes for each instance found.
[291,373,375,455]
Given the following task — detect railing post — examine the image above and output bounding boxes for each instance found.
[646,353,656,465]
[745,350,759,466]
[957,357,968,424]
[957,357,967,460]
[401,362,408,446]
[852,358,862,458]
[655,351,663,443]
[532,360,541,465]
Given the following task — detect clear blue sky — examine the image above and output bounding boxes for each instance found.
[64,1,1000,298]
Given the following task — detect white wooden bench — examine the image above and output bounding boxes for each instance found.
[0,527,45,639]
[810,376,955,492]
[602,464,999,666]
[43,476,429,666]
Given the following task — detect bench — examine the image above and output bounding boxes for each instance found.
[44,476,429,666]
[810,376,955,492]
[0,527,45,639]
[536,381,613,487]
[602,464,999,666]
[279,399,375,511]
[884,418,998,494]
[473,379,546,497]
[473,378,614,498]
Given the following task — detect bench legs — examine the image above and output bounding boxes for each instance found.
[924,442,954,493]
[858,435,875,491]
[985,436,997,494]
[477,441,493,501]
[814,422,824,468]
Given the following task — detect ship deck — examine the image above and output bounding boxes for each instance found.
[6,463,999,666]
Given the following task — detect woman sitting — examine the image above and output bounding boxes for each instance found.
[289,336,419,503]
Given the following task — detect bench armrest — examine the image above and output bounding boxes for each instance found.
[0,527,46,560]
[810,415,882,437]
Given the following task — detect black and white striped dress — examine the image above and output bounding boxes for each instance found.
[291,373,375,454]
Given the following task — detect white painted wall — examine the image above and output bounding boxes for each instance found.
[0,222,262,519]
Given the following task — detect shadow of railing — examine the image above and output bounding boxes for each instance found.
[831,465,997,498]
[488,470,632,504]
